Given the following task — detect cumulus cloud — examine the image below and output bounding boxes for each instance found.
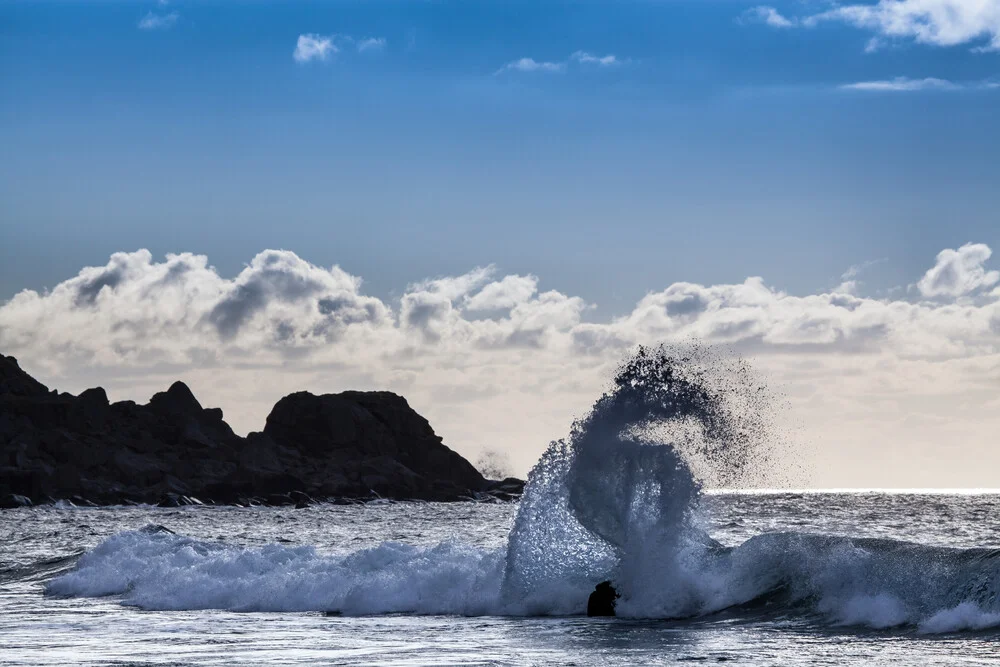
[748,1,1000,51]
[3,244,998,368]
[294,34,337,63]
[466,275,539,311]
[916,243,1000,298]
[2,244,999,484]
[138,11,178,31]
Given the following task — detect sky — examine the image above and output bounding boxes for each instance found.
[2,0,1000,486]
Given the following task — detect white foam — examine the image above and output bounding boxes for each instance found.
[918,602,1000,634]
[48,530,507,615]
[826,593,909,629]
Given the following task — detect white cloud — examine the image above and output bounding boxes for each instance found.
[3,245,997,373]
[841,76,960,91]
[840,77,1000,92]
[833,279,860,295]
[138,11,178,31]
[496,58,566,74]
[294,34,337,63]
[408,266,495,301]
[916,243,1000,297]
[356,37,386,52]
[294,34,388,63]
[750,1,1000,51]
[842,257,888,280]
[743,6,797,28]
[570,51,624,66]
[3,244,999,485]
[834,258,887,294]
[496,51,629,75]
[809,0,1000,51]
[466,275,539,311]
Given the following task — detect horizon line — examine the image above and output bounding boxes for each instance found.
[704,488,1000,495]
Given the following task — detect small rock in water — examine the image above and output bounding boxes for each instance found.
[587,581,620,617]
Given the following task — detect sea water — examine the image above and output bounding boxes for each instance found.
[4,347,1000,664]
[3,495,1000,665]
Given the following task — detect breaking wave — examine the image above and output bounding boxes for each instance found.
[45,346,1000,633]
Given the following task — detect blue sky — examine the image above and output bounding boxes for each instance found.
[3,1,1000,484]
[3,0,998,314]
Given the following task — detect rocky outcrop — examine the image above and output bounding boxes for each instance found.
[0,355,524,506]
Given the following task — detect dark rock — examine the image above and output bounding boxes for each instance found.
[70,495,97,507]
[157,494,181,508]
[486,477,526,501]
[0,493,32,508]
[262,390,488,501]
[0,356,49,397]
[587,581,620,617]
[0,353,518,507]
[148,381,203,417]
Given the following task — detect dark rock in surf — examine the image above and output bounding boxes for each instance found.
[485,477,526,501]
[0,353,522,507]
[0,493,33,508]
[587,581,620,617]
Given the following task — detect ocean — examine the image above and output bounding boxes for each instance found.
[4,350,999,665]
[3,493,1000,666]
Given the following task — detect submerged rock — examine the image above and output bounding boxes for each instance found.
[0,354,522,507]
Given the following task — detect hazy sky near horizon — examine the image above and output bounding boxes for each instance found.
[2,0,1000,486]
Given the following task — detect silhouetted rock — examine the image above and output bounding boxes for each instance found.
[261,391,488,501]
[0,356,49,397]
[0,354,523,506]
[587,581,620,617]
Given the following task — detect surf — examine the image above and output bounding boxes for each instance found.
[44,345,1000,632]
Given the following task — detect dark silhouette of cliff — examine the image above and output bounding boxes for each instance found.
[0,355,523,507]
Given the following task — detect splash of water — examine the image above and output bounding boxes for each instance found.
[502,344,776,616]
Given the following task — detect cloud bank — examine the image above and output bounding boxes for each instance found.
[3,245,999,485]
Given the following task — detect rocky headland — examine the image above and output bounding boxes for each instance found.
[0,355,523,508]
